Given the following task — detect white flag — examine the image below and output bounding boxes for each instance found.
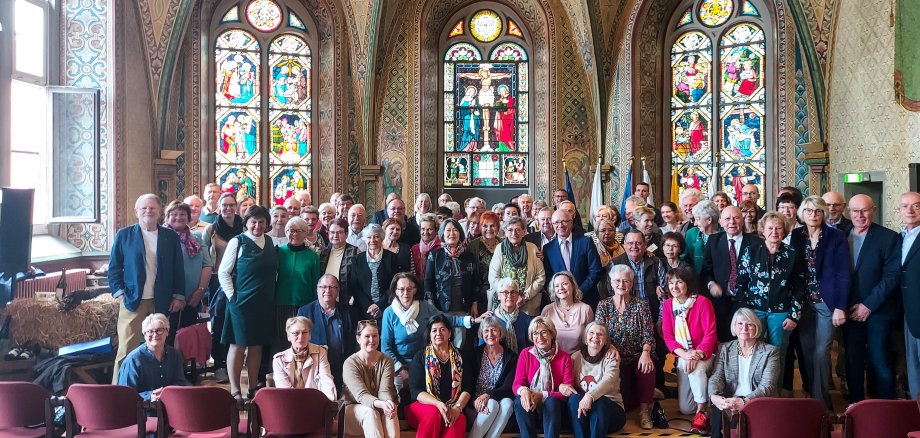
[590,161,603,218]
[642,160,655,207]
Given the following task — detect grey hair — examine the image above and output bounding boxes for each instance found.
[608,264,635,282]
[692,199,721,222]
[582,321,610,346]
[445,201,461,215]
[625,195,648,207]
[416,193,432,206]
[477,316,507,340]
[318,202,336,215]
[495,277,521,294]
[419,213,439,228]
[797,195,829,222]
[142,313,170,333]
[285,216,308,234]
[135,193,162,209]
[680,188,703,204]
[361,223,384,239]
[730,307,763,338]
[504,216,526,230]
[270,205,289,217]
[349,204,367,215]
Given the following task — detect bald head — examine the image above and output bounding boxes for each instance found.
[822,191,847,223]
[741,184,760,203]
[900,192,920,229]
[720,205,743,236]
[848,194,875,233]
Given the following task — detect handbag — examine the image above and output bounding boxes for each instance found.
[652,400,669,429]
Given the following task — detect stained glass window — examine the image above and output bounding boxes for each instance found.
[670,0,770,207]
[442,8,530,189]
[508,20,524,38]
[677,8,693,27]
[221,6,239,23]
[215,1,314,205]
[448,20,464,38]
[742,1,759,16]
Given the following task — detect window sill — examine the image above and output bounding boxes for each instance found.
[30,234,83,263]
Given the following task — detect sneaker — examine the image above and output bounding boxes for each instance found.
[639,409,653,429]
[691,411,710,434]
[214,367,229,383]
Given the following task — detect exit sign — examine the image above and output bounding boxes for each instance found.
[844,173,865,183]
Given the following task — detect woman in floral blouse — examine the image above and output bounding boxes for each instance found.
[735,211,805,385]
[594,265,656,429]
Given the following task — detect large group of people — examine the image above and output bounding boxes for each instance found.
[106,182,920,437]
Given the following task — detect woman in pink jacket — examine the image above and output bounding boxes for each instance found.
[272,316,337,400]
[661,267,717,434]
[512,316,574,438]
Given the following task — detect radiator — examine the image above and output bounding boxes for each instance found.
[15,269,89,299]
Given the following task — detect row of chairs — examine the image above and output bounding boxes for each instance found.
[723,397,920,438]
[0,382,342,437]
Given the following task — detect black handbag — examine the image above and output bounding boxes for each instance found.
[652,400,669,428]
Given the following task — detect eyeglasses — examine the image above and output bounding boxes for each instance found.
[552,220,572,225]
[395,287,416,292]
[358,319,379,326]
[317,285,339,290]
[802,208,824,216]
[143,328,167,337]
[533,330,552,338]
[288,330,311,337]
[741,210,757,214]
[825,203,845,208]
[611,278,633,284]
[499,289,520,295]
[288,228,307,234]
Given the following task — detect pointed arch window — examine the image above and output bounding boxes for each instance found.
[668,0,771,207]
[212,0,316,205]
[441,7,531,189]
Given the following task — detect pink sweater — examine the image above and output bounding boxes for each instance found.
[661,295,718,359]
[512,346,574,400]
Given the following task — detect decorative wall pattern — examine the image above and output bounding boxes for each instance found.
[557,25,597,214]
[62,0,111,253]
[828,0,920,229]
[375,26,411,207]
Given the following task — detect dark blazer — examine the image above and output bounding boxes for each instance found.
[371,209,388,225]
[319,243,359,296]
[828,217,854,235]
[108,224,185,313]
[524,231,550,250]
[295,300,360,360]
[903,230,920,337]
[790,224,852,312]
[464,344,519,400]
[347,250,399,318]
[849,223,901,320]
[543,234,603,307]
[700,232,761,296]
[398,219,422,247]
[425,248,481,312]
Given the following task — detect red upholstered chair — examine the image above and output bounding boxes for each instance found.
[250,388,340,437]
[0,381,53,438]
[835,399,920,438]
[156,386,243,438]
[736,397,830,438]
[63,383,154,438]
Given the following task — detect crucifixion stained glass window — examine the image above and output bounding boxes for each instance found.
[669,0,770,207]
[214,0,314,205]
[442,8,530,188]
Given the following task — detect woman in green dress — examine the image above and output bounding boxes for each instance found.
[217,205,279,401]
[681,200,721,276]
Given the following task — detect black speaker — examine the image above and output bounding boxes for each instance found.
[0,188,34,273]
[911,163,920,193]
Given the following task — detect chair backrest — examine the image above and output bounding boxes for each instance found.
[66,384,142,431]
[158,386,237,433]
[844,399,920,438]
[0,381,50,428]
[740,397,829,438]
[252,388,332,435]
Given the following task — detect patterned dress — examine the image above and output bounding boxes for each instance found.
[735,240,805,321]
[595,297,656,363]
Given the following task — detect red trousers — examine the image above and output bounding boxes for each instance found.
[405,401,466,438]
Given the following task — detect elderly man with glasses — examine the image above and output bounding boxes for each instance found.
[117,313,188,401]
[296,273,362,391]
[542,209,603,307]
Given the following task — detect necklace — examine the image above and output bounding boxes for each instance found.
[738,344,754,358]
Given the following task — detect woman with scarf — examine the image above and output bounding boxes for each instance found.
[347,224,399,320]
[411,214,441,280]
[342,320,400,438]
[595,265,656,429]
[163,201,213,343]
[490,278,533,352]
[201,193,243,381]
[406,314,474,438]
[512,317,574,438]
[382,217,414,274]
[468,211,501,304]
[425,218,481,348]
[381,273,481,392]
[560,322,627,437]
[540,272,595,353]
[587,217,625,301]
[465,316,518,438]
[661,267,717,434]
[272,316,337,400]
[488,217,545,315]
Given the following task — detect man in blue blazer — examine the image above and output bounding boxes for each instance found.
[108,194,185,383]
[296,273,360,391]
[543,209,603,307]
[899,192,920,398]
[844,194,901,402]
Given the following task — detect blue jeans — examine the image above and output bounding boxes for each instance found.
[753,310,792,384]
[567,394,626,438]
[514,395,563,438]
[844,317,895,401]
[800,301,835,409]
[905,317,920,399]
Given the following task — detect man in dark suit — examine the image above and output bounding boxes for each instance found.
[296,274,360,391]
[371,192,400,225]
[741,183,766,220]
[108,194,186,383]
[823,191,853,234]
[387,198,421,246]
[701,205,761,342]
[844,194,901,402]
[900,192,920,399]
[542,209,603,307]
[524,207,555,252]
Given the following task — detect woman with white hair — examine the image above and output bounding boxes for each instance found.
[560,322,627,437]
[464,316,518,438]
[708,308,781,438]
[490,278,533,352]
[347,223,399,319]
[117,313,188,400]
[682,199,722,275]
[272,316,337,400]
[317,202,337,237]
[488,217,545,315]
[409,193,433,228]
[276,217,321,338]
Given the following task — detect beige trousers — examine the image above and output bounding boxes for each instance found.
[112,298,155,383]
[343,404,400,438]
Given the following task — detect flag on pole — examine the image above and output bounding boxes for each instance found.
[671,168,680,204]
[590,160,603,218]
[641,159,655,207]
[564,161,576,203]
[619,161,632,220]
